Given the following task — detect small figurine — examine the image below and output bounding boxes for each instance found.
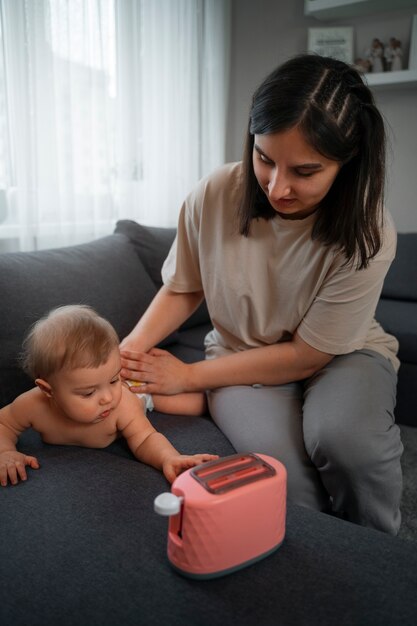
[384,37,396,71]
[367,38,385,73]
[385,38,403,71]
[391,39,403,71]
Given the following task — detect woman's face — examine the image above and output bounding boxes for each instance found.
[253,126,341,220]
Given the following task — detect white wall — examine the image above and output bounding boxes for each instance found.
[226,0,417,232]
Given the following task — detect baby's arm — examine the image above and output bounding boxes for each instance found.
[118,389,217,483]
[0,398,40,486]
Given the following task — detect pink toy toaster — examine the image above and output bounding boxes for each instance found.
[154,452,287,579]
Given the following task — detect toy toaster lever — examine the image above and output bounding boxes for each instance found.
[154,492,184,516]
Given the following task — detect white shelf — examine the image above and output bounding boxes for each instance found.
[305,0,417,20]
[365,69,417,89]
[304,1,417,89]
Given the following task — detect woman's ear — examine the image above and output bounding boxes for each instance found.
[35,378,53,398]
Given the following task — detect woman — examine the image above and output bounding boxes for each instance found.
[120,54,403,534]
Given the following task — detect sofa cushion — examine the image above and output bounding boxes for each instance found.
[177,323,213,351]
[381,233,417,301]
[115,220,210,329]
[0,233,157,406]
[115,219,176,288]
[2,426,417,625]
[375,299,417,363]
[395,363,417,426]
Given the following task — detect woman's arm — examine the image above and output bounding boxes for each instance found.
[121,331,334,395]
[190,332,334,389]
[120,285,204,354]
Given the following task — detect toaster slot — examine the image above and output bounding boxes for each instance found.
[191,453,276,494]
[195,454,258,478]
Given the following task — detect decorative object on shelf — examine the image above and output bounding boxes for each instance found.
[366,38,386,73]
[307,26,354,64]
[391,40,403,71]
[385,38,403,71]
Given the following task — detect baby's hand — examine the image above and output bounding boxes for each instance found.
[162,453,219,484]
[0,450,40,487]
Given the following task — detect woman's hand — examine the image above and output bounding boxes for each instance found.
[120,347,197,396]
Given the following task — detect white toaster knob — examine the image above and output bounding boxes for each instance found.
[154,492,183,516]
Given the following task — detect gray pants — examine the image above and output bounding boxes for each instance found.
[207,349,403,535]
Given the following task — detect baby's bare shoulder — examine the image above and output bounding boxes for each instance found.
[1,388,51,432]
[16,387,48,408]
[116,386,149,429]
[120,384,146,408]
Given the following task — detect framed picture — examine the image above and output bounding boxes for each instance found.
[409,14,417,70]
[308,27,354,64]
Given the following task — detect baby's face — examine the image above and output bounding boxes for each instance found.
[48,348,123,424]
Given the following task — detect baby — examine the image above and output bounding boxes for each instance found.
[0,305,217,487]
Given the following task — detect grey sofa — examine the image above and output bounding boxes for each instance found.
[1,220,417,626]
[375,232,417,427]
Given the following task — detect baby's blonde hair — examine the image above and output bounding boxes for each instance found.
[21,305,120,380]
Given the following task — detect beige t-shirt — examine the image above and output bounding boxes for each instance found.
[162,162,399,371]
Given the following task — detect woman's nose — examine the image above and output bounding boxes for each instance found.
[268,169,291,199]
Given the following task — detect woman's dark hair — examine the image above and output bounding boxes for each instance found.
[238,53,386,268]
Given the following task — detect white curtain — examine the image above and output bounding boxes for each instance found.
[0,0,231,251]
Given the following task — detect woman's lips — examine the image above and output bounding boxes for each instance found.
[275,198,296,208]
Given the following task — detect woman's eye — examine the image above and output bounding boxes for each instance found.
[259,153,273,165]
[295,170,314,177]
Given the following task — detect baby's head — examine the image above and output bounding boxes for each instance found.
[22,305,120,380]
